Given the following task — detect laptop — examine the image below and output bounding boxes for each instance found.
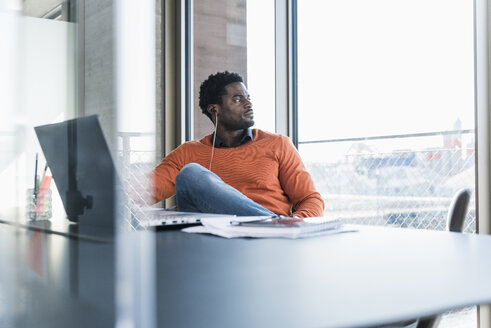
[35,115,228,231]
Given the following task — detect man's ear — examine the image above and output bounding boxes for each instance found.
[207,104,218,115]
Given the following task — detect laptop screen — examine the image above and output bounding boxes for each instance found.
[35,115,116,229]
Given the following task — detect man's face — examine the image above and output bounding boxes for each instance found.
[216,82,254,131]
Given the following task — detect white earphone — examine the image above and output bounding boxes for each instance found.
[209,111,218,171]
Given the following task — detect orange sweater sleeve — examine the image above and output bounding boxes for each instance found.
[152,146,187,202]
[277,135,325,217]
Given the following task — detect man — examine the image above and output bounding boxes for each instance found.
[151,71,324,217]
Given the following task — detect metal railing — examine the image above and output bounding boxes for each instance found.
[299,129,476,232]
[117,132,157,230]
[118,130,477,233]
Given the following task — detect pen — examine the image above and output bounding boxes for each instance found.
[230,215,283,226]
[37,163,48,197]
[33,153,38,204]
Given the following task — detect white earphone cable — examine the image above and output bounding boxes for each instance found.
[209,113,217,171]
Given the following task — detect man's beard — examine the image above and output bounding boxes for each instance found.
[222,119,254,131]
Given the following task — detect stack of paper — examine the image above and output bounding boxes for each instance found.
[183,216,352,239]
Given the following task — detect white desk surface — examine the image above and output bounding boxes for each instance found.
[156,225,491,327]
[3,221,491,327]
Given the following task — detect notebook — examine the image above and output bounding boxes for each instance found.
[35,115,228,230]
[184,216,349,239]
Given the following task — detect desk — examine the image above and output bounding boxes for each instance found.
[1,222,491,327]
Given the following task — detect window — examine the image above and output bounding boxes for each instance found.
[297,0,475,231]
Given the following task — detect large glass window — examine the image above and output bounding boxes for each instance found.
[298,0,475,230]
[192,0,276,139]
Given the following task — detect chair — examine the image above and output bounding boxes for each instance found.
[446,188,472,233]
[415,188,472,328]
[374,189,472,328]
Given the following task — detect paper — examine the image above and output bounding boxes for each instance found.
[183,216,355,239]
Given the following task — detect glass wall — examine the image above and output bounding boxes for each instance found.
[0,0,160,326]
[192,0,275,139]
[0,0,80,325]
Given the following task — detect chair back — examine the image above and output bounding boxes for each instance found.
[414,189,472,328]
[446,188,471,233]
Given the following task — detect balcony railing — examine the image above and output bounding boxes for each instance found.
[299,129,476,232]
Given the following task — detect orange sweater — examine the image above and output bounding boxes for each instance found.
[153,129,324,217]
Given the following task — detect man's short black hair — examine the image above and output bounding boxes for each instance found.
[199,71,244,121]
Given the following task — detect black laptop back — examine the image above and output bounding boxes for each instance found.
[35,115,116,229]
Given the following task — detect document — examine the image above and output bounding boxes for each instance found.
[183,216,354,239]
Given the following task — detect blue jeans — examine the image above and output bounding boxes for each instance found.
[175,163,276,217]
